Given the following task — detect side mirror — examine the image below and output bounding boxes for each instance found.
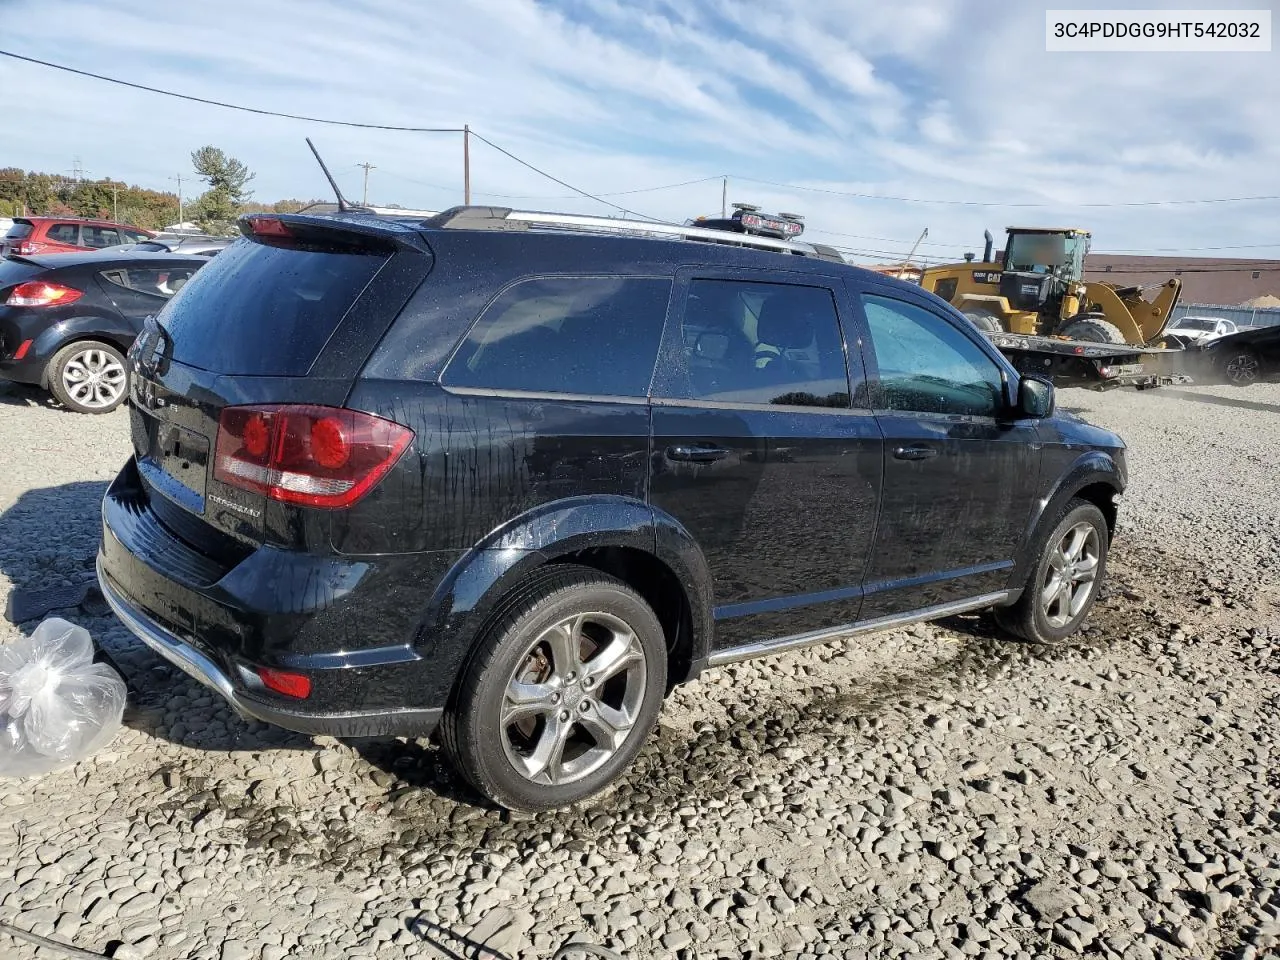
[1017,376,1055,418]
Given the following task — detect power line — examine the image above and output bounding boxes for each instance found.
[468,131,660,220]
[0,49,465,132]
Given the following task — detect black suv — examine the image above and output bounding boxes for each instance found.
[97,208,1126,811]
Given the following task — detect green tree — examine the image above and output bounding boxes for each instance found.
[190,145,256,234]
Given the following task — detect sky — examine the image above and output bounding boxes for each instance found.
[0,0,1278,262]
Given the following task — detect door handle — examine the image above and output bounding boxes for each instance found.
[666,444,731,463]
[893,446,938,461]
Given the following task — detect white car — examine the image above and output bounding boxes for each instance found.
[1165,315,1238,344]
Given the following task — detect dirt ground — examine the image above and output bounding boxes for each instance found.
[0,378,1278,960]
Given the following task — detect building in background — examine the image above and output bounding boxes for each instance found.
[1086,255,1280,306]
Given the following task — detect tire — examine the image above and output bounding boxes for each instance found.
[1057,316,1128,345]
[1221,348,1261,387]
[441,564,667,811]
[994,498,1110,645]
[963,311,1004,333]
[47,340,129,414]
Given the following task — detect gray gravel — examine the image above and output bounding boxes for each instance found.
[1,377,1278,960]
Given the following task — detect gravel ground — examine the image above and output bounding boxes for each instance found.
[0,378,1278,960]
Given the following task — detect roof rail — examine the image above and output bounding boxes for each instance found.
[423,205,846,262]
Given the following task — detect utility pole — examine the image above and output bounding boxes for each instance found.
[111,183,118,223]
[357,162,376,206]
[170,174,185,227]
[463,125,471,205]
[721,177,727,218]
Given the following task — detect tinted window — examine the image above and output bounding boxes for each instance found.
[121,229,151,243]
[100,267,198,300]
[444,277,671,397]
[158,239,387,376]
[670,279,849,407]
[81,226,121,248]
[861,295,1004,417]
[47,223,80,245]
[4,222,32,240]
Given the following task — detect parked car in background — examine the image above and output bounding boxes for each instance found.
[1201,324,1280,386]
[0,251,207,412]
[1164,315,1238,346]
[97,208,1126,811]
[101,233,233,258]
[1,217,155,259]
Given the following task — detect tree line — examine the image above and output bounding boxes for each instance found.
[0,145,320,234]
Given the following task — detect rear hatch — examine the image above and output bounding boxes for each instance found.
[129,214,431,551]
[0,257,47,357]
[1,219,34,259]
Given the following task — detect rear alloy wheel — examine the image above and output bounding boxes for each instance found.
[1057,316,1128,345]
[1222,349,1261,387]
[995,499,1110,644]
[48,340,128,413]
[442,565,667,811]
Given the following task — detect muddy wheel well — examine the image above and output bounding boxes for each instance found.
[553,547,693,690]
[1074,482,1119,536]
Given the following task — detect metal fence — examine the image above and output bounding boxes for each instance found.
[1171,302,1280,329]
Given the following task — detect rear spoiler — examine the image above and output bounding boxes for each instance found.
[237,213,432,254]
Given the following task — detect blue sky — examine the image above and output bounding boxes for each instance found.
[1,0,1278,261]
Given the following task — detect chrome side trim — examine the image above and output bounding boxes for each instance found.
[705,591,1014,667]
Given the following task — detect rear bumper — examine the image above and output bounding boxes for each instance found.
[97,458,454,738]
[98,560,441,737]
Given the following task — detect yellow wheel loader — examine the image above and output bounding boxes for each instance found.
[920,227,1182,346]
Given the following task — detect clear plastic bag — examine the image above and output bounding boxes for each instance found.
[0,618,127,778]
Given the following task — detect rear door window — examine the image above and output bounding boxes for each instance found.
[666,278,851,408]
[47,223,80,245]
[81,226,122,248]
[158,238,388,376]
[443,276,671,398]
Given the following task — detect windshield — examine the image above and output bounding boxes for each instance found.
[1005,232,1088,279]
[1174,317,1218,331]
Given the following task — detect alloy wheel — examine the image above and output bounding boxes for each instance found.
[501,611,647,786]
[62,348,127,409]
[1040,522,1100,629]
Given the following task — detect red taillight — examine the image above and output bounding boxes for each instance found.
[12,339,32,360]
[5,281,83,307]
[15,241,43,256]
[213,404,413,509]
[248,217,291,237]
[257,667,312,699]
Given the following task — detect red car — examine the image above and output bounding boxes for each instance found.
[1,217,155,259]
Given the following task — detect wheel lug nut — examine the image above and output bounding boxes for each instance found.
[559,711,570,721]
[566,672,576,682]
[551,693,561,703]
[580,700,591,712]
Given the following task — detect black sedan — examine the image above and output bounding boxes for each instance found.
[1200,323,1280,386]
[0,251,208,412]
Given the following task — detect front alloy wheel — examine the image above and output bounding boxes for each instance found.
[1040,522,1101,629]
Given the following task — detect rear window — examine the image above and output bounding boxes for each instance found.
[4,222,32,240]
[158,238,387,376]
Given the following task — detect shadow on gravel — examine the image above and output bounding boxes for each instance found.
[0,479,108,632]
[0,382,57,410]
[1159,388,1280,415]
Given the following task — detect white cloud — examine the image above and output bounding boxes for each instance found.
[0,0,1276,260]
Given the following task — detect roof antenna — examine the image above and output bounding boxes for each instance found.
[306,137,356,212]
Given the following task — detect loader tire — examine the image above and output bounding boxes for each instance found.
[1057,316,1128,345]
[963,311,1004,334]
